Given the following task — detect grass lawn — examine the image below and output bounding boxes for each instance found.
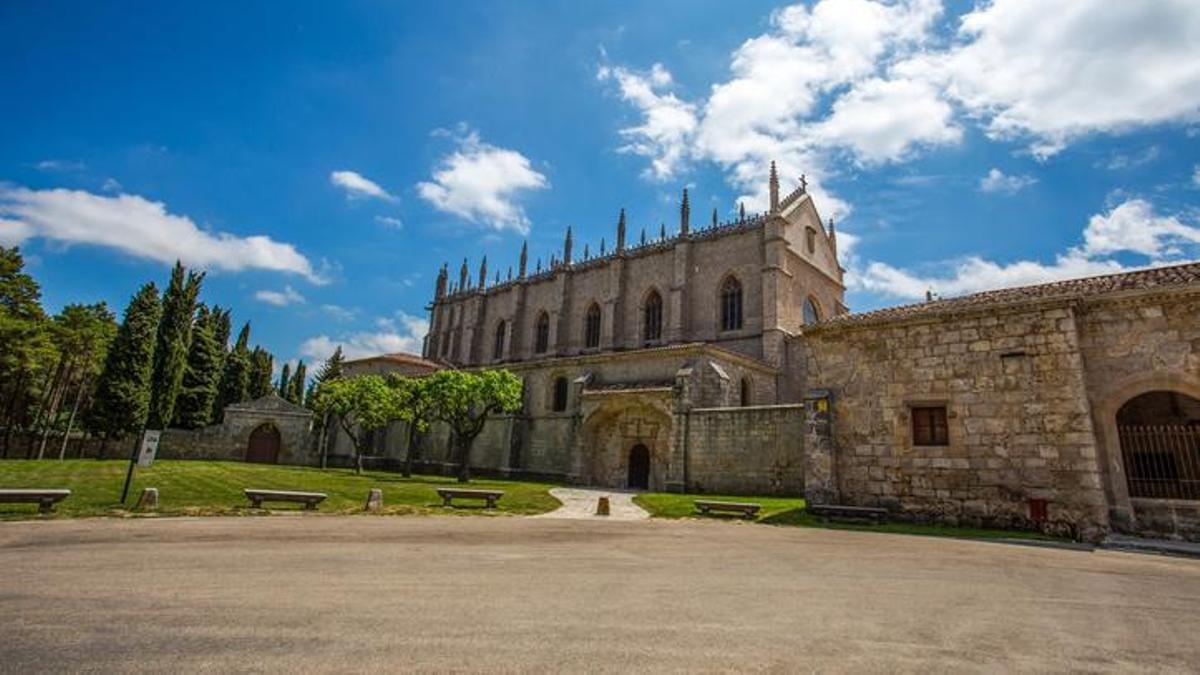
[634,492,1061,541]
[0,460,561,519]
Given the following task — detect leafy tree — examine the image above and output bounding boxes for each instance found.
[425,369,523,482]
[214,322,251,420]
[86,283,161,454]
[34,302,116,458]
[390,375,434,478]
[148,261,204,429]
[248,347,274,399]
[0,247,53,457]
[277,362,292,398]
[172,305,223,429]
[287,360,306,405]
[311,375,399,474]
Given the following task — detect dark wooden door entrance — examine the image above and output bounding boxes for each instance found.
[246,423,281,464]
[627,444,650,489]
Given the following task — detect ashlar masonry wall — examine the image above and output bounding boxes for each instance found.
[803,301,1110,538]
[682,404,804,495]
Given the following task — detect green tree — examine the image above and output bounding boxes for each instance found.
[0,247,53,457]
[214,322,251,420]
[277,362,292,398]
[248,347,274,399]
[86,283,162,454]
[35,302,117,458]
[311,375,399,474]
[287,360,306,405]
[148,261,204,429]
[390,375,434,478]
[425,369,523,482]
[172,305,223,429]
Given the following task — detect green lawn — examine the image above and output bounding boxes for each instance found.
[0,460,561,519]
[634,492,1060,541]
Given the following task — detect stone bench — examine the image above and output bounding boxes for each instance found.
[0,489,71,514]
[807,504,887,524]
[243,489,327,510]
[436,488,504,509]
[695,500,761,519]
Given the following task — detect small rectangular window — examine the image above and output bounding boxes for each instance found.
[912,406,949,446]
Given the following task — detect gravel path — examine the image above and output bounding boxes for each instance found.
[535,486,650,520]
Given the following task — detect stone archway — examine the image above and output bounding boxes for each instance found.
[577,395,673,490]
[1116,391,1200,501]
[246,423,281,464]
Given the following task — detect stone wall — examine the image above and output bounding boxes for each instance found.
[682,404,804,495]
[803,301,1110,539]
[158,394,316,466]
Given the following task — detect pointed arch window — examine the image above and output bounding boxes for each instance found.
[534,312,550,354]
[802,297,821,327]
[552,376,569,412]
[643,290,663,344]
[584,303,602,349]
[720,276,743,332]
[493,320,507,360]
[740,377,752,407]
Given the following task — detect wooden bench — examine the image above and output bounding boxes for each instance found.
[0,489,71,514]
[695,500,761,519]
[436,488,504,509]
[243,489,327,510]
[807,504,887,524]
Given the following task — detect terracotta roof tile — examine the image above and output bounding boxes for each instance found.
[344,351,444,369]
[818,260,1200,329]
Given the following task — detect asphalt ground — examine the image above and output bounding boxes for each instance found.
[3,515,1199,673]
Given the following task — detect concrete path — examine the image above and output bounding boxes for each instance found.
[4,516,1200,672]
[537,486,650,520]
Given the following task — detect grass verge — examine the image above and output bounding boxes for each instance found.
[0,459,561,519]
[634,492,1060,541]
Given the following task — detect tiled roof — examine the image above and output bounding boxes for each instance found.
[818,261,1200,330]
[344,351,443,370]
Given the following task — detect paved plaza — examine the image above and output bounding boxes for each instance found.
[3,516,1199,672]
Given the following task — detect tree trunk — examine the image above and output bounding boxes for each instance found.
[456,432,471,483]
[58,374,88,460]
[403,423,421,478]
[38,357,76,460]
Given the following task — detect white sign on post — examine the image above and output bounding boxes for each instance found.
[137,430,161,468]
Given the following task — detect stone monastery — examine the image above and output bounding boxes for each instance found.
[209,163,1200,542]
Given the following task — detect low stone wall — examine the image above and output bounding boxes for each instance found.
[682,404,804,495]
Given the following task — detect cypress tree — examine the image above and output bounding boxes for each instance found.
[86,283,162,447]
[214,322,251,420]
[277,363,291,398]
[173,305,222,429]
[287,360,306,405]
[208,307,233,421]
[148,261,204,429]
[248,347,274,399]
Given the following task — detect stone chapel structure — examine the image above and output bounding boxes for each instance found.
[347,164,1200,541]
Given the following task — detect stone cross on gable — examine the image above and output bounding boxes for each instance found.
[800,174,807,192]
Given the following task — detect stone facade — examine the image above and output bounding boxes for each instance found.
[159,394,315,465]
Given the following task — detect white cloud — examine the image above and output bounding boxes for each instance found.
[254,285,305,307]
[0,185,324,282]
[898,0,1200,157]
[320,304,357,322]
[810,77,960,164]
[100,178,122,193]
[978,168,1036,195]
[330,170,397,202]
[1193,165,1200,187]
[298,311,429,362]
[850,198,1200,301]
[35,159,85,172]
[374,215,403,229]
[416,127,548,234]
[597,63,698,180]
[1099,146,1160,171]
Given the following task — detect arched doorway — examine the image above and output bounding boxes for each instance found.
[246,423,281,464]
[1117,391,1200,500]
[627,444,650,490]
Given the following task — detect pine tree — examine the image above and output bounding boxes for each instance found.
[314,346,345,386]
[86,283,162,448]
[287,360,306,405]
[0,247,53,457]
[148,261,204,429]
[172,305,223,429]
[214,322,251,420]
[248,347,274,399]
[277,363,291,398]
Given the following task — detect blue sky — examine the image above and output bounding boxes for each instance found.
[2,0,1199,368]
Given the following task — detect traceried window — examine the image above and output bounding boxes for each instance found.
[805,227,817,254]
[584,303,602,349]
[802,297,820,327]
[643,290,663,344]
[720,276,743,332]
[534,312,550,354]
[552,376,569,412]
[912,406,949,446]
[493,320,506,360]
